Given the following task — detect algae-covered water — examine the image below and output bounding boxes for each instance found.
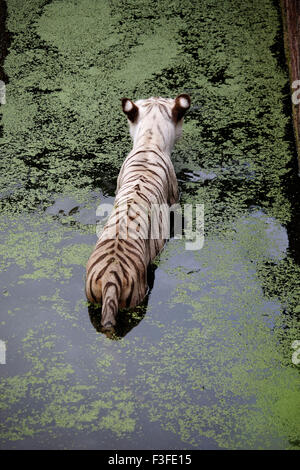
[0,0,300,450]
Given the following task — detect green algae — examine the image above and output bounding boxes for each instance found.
[144,236,300,449]
[0,0,300,451]
[0,322,137,441]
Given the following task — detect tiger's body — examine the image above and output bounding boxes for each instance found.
[85,95,190,331]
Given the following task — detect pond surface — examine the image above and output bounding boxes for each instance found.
[0,0,300,450]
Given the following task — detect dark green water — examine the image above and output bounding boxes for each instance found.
[0,0,300,450]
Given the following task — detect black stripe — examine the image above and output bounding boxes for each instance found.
[110,270,122,291]
[119,262,129,286]
[124,246,146,265]
[126,280,135,308]
[103,281,118,296]
[156,123,166,143]
[128,254,142,276]
[89,272,98,302]
[95,257,115,281]
[95,238,115,249]
[116,252,131,269]
[158,103,172,120]
[87,251,114,275]
[123,239,145,254]
[107,298,118,310]
[139,176,165,201]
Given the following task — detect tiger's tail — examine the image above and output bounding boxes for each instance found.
[101,280,119,332]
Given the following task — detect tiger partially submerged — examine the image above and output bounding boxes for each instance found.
[85,94,191,332]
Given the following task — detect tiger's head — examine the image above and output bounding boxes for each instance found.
[121,94,191,153]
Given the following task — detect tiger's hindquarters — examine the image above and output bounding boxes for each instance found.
[101,283,119,332]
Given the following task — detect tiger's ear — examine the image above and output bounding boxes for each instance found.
[172,94,191,122]
[122,98,139,123]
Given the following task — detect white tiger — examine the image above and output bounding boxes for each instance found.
[86,94,191,332]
